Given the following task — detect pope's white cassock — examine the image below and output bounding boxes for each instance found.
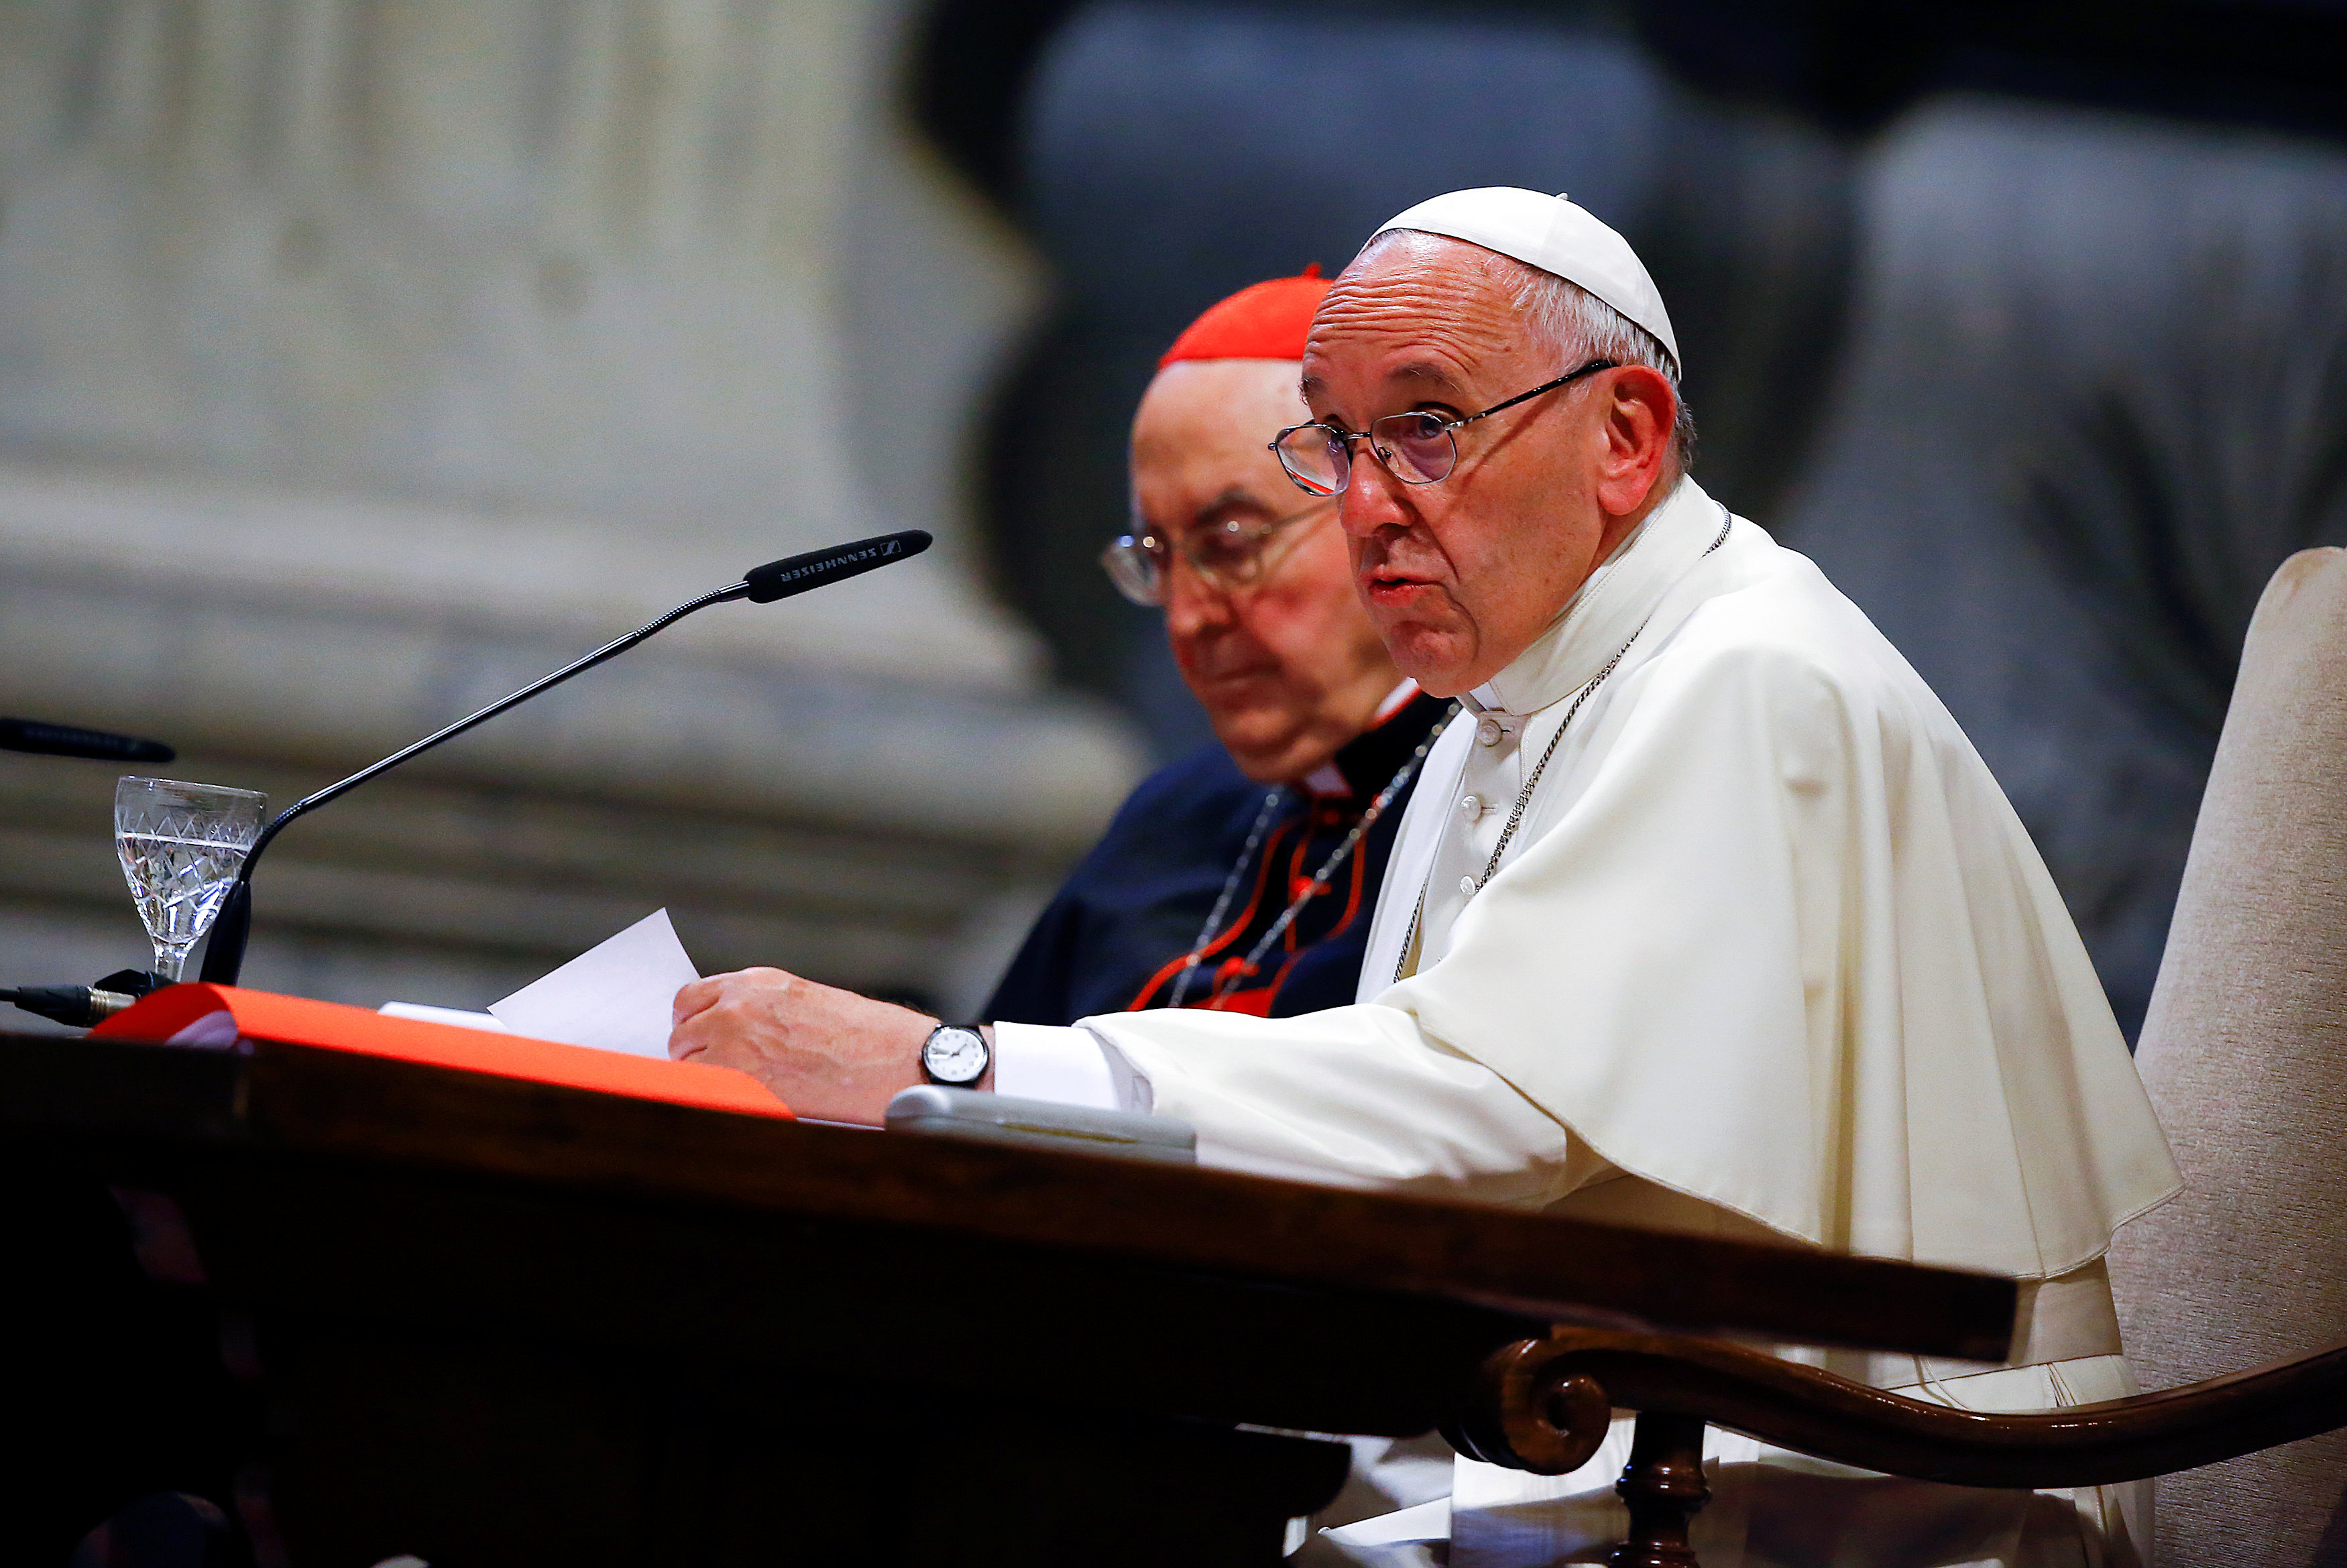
[990,381,2179,1565]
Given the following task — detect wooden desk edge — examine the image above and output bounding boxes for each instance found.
[1,1030,2018,1362]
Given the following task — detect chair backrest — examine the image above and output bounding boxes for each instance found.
[2110,546,2347,1567]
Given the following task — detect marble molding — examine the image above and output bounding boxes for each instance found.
[0,0,1144,1019]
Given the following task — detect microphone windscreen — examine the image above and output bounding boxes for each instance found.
[0,717,176,764]
[743,530,932,604]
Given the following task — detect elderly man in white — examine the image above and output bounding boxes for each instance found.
[671,188,2180,1567]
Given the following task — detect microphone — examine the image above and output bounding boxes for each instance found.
[196,530,931,986]
[1,717,175,764]
[744,529,929,602]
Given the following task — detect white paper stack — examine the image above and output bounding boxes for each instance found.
[380,908,701,1061]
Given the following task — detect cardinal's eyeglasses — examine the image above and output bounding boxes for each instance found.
[1269,357,1617,495]
[1100,495,1338,607]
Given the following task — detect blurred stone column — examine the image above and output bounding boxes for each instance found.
[0,0,1140,1018]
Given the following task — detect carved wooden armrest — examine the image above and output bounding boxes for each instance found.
[1450,1326,2347,1487]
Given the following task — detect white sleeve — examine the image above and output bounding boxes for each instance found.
[990,1021,1124,1110]
[1072,1002,1611,1205]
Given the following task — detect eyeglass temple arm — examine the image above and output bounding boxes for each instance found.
[1454,359,1619,427]
[1267,357,1621,450]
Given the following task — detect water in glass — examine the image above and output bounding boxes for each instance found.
[115,776,268,983]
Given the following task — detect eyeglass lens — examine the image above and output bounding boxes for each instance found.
[1273,413,1456,495]
[1274,428,1351,496]
[1372,412,1456,485]
[1100,509,1312,607]
[1100,536,1165,605]
[1186,519,1270,581]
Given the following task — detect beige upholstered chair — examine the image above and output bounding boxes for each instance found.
[2109,546,2347,1567]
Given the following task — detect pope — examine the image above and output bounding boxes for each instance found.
[987,267,1452,1027]
[672,188,2180,1566]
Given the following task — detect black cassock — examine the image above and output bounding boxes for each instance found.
[986,692,1452,1026]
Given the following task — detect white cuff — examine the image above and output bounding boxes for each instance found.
[991,1021,1123,1111]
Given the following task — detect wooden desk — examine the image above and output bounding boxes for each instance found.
[1,1030,2014,1566]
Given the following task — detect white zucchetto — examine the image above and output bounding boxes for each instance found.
[1375,187,1680,369]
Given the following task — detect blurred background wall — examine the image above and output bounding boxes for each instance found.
[920,0,2347,1039]
[3,0,2344,1042]
[0,0,1145,1024]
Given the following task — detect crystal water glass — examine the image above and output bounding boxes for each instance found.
[114,776,267,983]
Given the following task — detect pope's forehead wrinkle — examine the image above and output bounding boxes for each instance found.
[1305,317,1493,387]
[1308,265,1519,383]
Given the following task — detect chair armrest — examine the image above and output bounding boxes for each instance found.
[1448,1327,2347,1488]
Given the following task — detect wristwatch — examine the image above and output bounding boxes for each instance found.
[920,1022,990,1087]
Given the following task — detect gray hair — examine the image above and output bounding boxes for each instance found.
[1378,228,1697,473]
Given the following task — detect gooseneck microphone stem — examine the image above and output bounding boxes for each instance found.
[198,581,744,986]
[197,528,929,987]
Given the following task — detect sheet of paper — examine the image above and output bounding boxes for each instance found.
[378,1002,510,1032]
[488,908,700,1059]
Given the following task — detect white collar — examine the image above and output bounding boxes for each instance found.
[1465,477,1723,717]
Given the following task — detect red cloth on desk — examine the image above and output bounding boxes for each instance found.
[92,983,793,1120]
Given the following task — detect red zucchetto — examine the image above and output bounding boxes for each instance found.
[1157,265,1328,368]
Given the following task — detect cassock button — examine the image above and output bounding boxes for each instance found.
[1458,875,1477,898]
[1459,793,1484,821]
[1475,717,1503,747]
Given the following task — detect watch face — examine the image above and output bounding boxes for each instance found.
[922,1026,988,1085]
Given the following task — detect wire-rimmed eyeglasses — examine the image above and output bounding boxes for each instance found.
[1268,357,1618,496]
[1100,495,1339,607]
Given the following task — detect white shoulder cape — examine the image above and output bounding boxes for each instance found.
[1357,481,2179,1277]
